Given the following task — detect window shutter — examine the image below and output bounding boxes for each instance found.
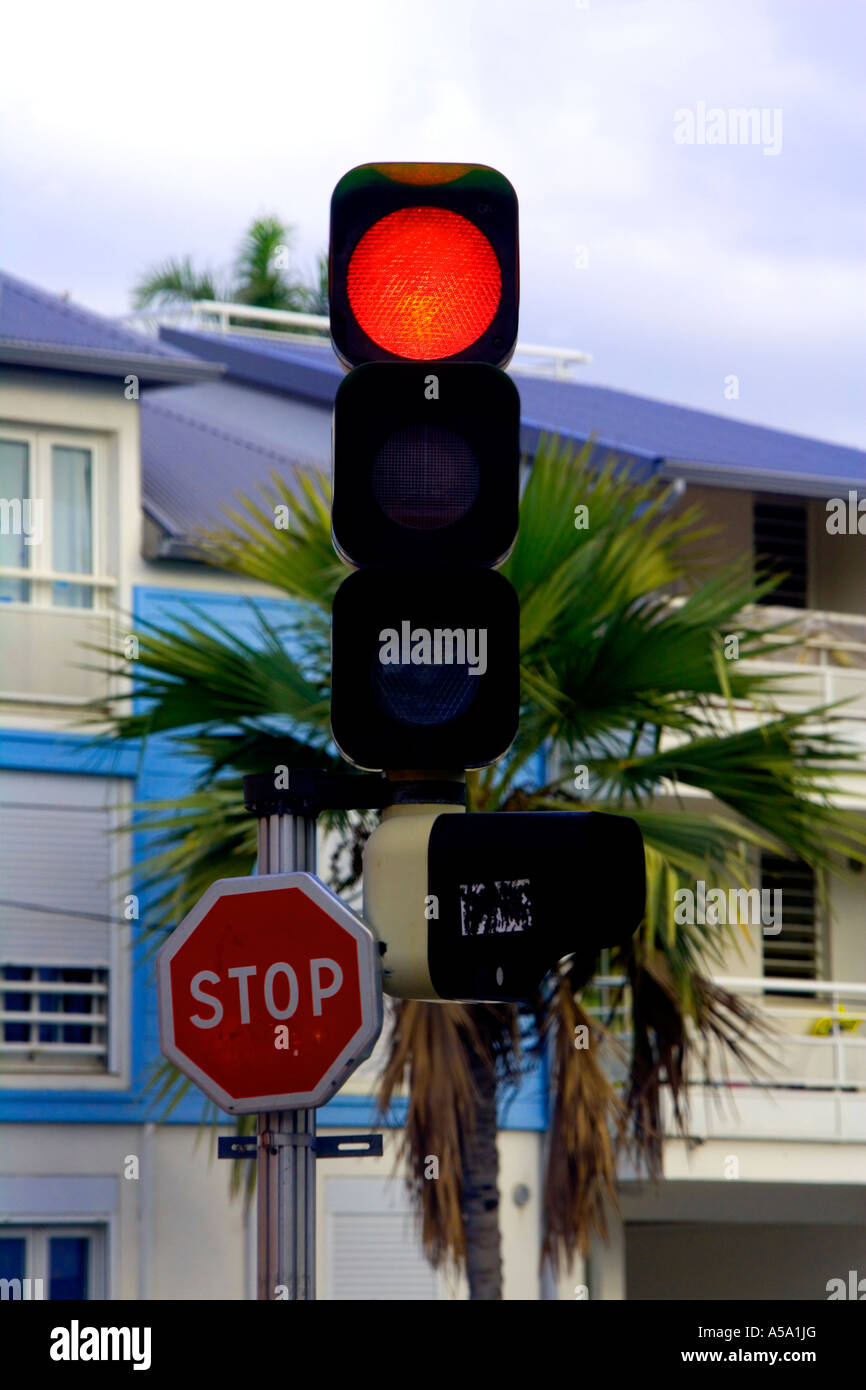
[760,852,819,982]
[325,1177,442,1300]
[0,772,113,968]
[753,499,808,608]
[0,772,123,1067]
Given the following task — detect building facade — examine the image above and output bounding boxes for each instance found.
[1,276,863,1299]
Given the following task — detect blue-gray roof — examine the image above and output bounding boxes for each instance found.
[0,272,221,385]
[160,327,866,499]
[517,376,866,494]
[141,381,329,547]
[4,267,863,552]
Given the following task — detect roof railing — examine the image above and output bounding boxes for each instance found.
[118,300,593,378]
[509,344,593,377]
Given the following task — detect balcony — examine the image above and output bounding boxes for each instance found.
[0,600,117,710]
[650,602,866,805]
[590,975,866,1144]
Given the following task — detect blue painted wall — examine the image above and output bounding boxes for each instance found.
[1,584,548,1131]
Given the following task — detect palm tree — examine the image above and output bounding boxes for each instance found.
[133,216,326,319]
[90,440,866,1299]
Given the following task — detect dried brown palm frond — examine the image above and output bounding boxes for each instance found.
[540,977,623,1272]
[624,951,686,1174]
[376,999,520,1271]
[690,974,777,1118]
[623,949,775,1175]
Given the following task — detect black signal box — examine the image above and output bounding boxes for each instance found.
[330,566,519,772]
[332,362,520,569]
[426,811,647,1001]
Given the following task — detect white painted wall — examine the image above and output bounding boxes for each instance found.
[0,1122,545,1300]
[662,1137,866,1185]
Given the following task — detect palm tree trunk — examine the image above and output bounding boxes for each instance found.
[460,1044,503,1299]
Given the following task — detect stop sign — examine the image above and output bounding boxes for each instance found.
[157,873,382,1113]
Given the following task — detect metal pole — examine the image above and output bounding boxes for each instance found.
[255,808,317,1300]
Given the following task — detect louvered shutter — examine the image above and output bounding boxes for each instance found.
[0,772,114,967]
[753,499,809,608]
[325,1177,442,1300]
[761,852,820,982]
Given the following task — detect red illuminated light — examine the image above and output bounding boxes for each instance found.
[347,206,501,360]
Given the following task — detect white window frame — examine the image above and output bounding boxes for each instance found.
[0,1222,107,1299]
[0,424,116,611]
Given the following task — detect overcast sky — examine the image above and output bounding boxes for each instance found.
[2,0,863,449]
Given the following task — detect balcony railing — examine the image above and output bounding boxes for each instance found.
[0,605,117,707]
[587,974,866,1143]
[118,301,593,378]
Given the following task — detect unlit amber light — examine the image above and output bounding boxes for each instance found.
[347,206,501,360]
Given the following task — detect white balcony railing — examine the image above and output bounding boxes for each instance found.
[118,301,593,378]
[0,606,117,706]
[587,974,866,1143]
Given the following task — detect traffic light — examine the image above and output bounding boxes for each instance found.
[327,161,646,1002]
[363,803,646,1002]
[329,162,521,773]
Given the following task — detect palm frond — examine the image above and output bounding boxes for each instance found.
[540,979,621,1270]
[199,470,343,607]
[377,1001,521,1269]
[84,600,331,746]
[132,256,228,309]
[232,216,313,313]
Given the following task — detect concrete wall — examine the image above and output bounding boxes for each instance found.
[830,870,866,981]
[0,1122,545,1300]
[670,484,755,583]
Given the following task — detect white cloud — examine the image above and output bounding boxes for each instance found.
[1,0,863,445]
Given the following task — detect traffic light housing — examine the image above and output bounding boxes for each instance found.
[330,567,519,771]
[329,162,519,368]
[332,363,520,569]
[329,161,522,774]
[327,160,646,1002]
[364,802,646,1002]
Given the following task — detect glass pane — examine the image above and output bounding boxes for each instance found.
[0,439,31,603]
[2,964,33,1043]
[37,967,94,1045]
[49,1236,89,1299]
[0,1236,26,1283]
[52,446,93,609]
[37,965,61,1044]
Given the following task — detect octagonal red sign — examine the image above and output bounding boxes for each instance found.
[157,873,382,1113]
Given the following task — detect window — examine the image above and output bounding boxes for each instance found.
[0,771,128,1076]
[0,439,30,602]
[0,1226,105,1299]
[0,427,112,611]
[1,966,109,1059]
[753,499,808,608]
[761,852,820,986]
